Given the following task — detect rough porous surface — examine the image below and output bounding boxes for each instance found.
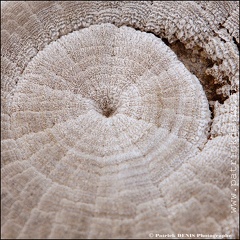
[1,1,239,239]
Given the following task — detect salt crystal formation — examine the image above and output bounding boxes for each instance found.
[1,1,239,239]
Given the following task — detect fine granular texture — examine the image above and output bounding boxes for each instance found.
[1,1,239,239]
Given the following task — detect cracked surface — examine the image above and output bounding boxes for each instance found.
[1,1,239,239]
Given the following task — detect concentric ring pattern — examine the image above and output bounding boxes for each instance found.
[1,1,239,239]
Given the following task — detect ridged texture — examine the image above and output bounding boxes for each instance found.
[1,1,239,239]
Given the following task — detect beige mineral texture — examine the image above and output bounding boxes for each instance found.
[1,1,239,239]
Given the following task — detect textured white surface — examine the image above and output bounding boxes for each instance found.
[1,1,239,239]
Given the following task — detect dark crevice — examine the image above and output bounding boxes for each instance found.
[206,58,214,68]
[99,98,117,118]
[102,107,115,118]
[220,38,226,43]
[209,104,214,120]
[143,29,164,39]
[207,104,214,140]
[162,38,170,46]
[199,104,214,146]
[233,36,240,52]
[218,23,225,30]
[161,39,229,105]
[230,90,237,95]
